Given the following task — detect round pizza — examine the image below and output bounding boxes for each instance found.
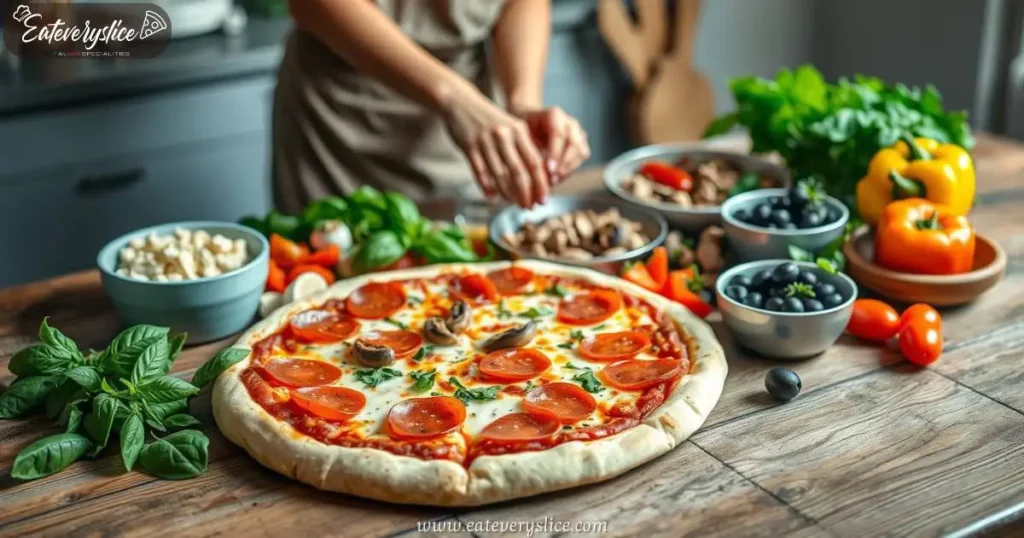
[212,260,726,506]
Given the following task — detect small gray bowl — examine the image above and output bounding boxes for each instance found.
[97,221,269,344]
[716,260,857,360]
[721,188,849,262]
[489,194,667,275]
[603,144,789,234]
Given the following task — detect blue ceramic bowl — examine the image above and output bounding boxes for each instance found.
[97,221,269,344]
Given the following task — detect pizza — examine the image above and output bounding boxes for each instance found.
[212,260,726,506]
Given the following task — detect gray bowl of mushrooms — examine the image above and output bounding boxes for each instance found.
[489,194,667,275]
[604,145,789,234]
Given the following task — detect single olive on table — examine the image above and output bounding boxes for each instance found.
[765,367,802,402]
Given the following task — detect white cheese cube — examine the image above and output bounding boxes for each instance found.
[166,273,184,282]
[233,238,248,256]
[128,236,146,250]
[154,274,169,282]
[201,265,222,278]
[176,250,197,279]
[116,268,130,277]
[193,230,211,250]
[173,227,192,244]
[119,247,137,264]
[130,271,149,281]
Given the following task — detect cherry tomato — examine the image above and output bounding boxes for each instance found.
[846,299,900,341]
[899,304,941,330]
[899,321,943,366]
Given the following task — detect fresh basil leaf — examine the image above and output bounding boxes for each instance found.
[139,430,209,480]
[384,191,423,240]
[0,375,59,418]
[38,318,82,362]
[137,376,200,403]
[163,414,202,429]
[409,369,437,392]
[65,366,102,391]
[130,337,169,384]
[11,433,92,480]
[10,344,79,376]
[572,370,605,394]
[557,343,574,350]
[497,299,512,319]
[351,230,406,274]
[353,367,402,388]
[412,231,477,264]
[570,329,585,342]
[787,244,815,263]
[702,111,739,139]
[146,399,188,421]
[167,333,187,364]
[45,379,76,420]
[349,185,387,211]
[448,377,500,403]
[83,393,119,449]
[519,307,553,319]
[64,405,84,433]
[146,418,167,432]
[266,209,305,240]
[105,326,169,377]
[191,347,249,389]
[544,284,568,298]
[120,413,145,471]
[411,346,430,362]
[303,197,348,227]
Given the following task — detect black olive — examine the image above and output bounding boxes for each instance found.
[802,298,825,312]
[765,367,802,402]
[771,209,792,226]
[767,286,786,298]
[732,275,753,288]
[767,196,789,209]
[699,287,716,306]
[783,297,805,312]
[800,209,823,228]
[753,203,773,223]
[826,207,841,224]
[782,222,798,230]
[789,185,811,209]
[734,208,752,223]
[798,270,818,286]
[771,263,800,285]
[822,293,845,307]
[764,297,785,311]
[814,282,836,296]
[726,285,748,301]
[742,292,764,309]
[750,269,773,290]
[767,222,779,229]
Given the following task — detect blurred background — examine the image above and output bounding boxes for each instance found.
[0,0,1022,287]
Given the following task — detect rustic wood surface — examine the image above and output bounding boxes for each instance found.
[2,133,1024,537]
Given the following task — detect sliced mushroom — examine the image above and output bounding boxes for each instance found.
[559,248,593,261]
[446,301,471,333]
[544,229,569,254]
[697,226,726,273]
[604,246,628,256]
[424,316,459,346]
[611,222,634,248]
[481,321,538,353]
[502,232,520,249]
[352,340,395,367]
[574,213,594,240]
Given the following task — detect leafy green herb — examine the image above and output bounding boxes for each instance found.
[785,283,816,299]
[11,433,92,480]
[8,343,78,376]
[728,172,762,197]
[409,369,437,392]
[103,325,169,377]
[83,393,119,451]
[352,230,406,274]
[544,284,569,298]
[354,367,403,388]
[557,343,574,350]
[412,345,433,362]
[38,318,83,362]
[570,330,585,342]
[64,366,101,391]
[497,299,512,319]
[448,377,500,403]
[564,363,583,370]
[137,376,200,403]
[191,347,249,389]
[571,370,605,394]
[167,333,187,364]
[524,381,536,393]
[138,430,209,480]
[411,230,478,264]
[163,414,203,429]
[45,380,78,421]
[0,375,59,418]
[520,306,554,320]
[593,324,608,331]
[384,318,409,330]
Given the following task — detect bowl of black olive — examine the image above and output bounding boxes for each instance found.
[721,181,849,262]
[716,260,857,359]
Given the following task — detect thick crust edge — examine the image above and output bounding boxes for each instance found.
[212,260,727,506]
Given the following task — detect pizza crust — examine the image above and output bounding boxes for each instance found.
[213,260,727,506]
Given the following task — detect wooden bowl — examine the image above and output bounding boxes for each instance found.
[843,226,1007,306]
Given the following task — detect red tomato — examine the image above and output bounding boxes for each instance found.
[288,310,360,343]
[478,412,560,442]
[487,266,535,294]
[597,359,682,391]
[638,162,694,192]
[899,304,941,330]
[899,321,943,366]
[577,331,651,361]
[262,358,343,388]
[478,348,551,382]
[291,386,366,421]
[359,330,423,359]
[557,289,623,325]
[522,382,596,424]
[846,299,901,341]
[453,273,499,302]
[345,282,407,319]
[387,396,466,440]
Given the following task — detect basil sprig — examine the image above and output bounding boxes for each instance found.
[2,319,248,482]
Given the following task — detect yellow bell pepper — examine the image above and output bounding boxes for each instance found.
[856,135,975,226]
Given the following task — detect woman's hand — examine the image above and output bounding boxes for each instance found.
[441,89,550,208]
[513,106,591,183]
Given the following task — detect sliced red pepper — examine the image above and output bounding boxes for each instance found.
[303,244,340,268]
[266,259,287,293]
[270,234,310,269]
[639,162,694,192]
[645,247,669,288]
[664,270,712,318]
[621,263,661,292]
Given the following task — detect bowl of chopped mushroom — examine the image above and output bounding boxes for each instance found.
[603,145,789,234]
[489,194,667,274]
[97,221,269,344]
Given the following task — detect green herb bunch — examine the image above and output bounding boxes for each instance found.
[704,65,974,207]
[1,319,247,481]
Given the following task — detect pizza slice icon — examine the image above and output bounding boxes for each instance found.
[139,10,168,40]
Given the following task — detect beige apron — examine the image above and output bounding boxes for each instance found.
[272,0,507,215]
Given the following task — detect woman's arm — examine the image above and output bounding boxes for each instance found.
[287,0,549,207]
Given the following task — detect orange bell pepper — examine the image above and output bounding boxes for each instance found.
[875,198,975,275]
[287,264,337,286]
[664,269,712,318]
[270,234,309,269]
[303,244,340,267]
[646,247,669,287]
[622,263,661,292]
[266,259,287,293]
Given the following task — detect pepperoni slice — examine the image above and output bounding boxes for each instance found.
[578,331,651,361]
[557,289,622,325]
[478,348,551,382]
[291,386,366,421]
[288,310,361,343]
[479,412,561,442]
[262,358,343,387]
[346,282,406,319]
[387,396,467,440]
[359,330,423,358]
[598,359,682,391]
[452,273,499,302]
[522,382,596,424]
[487,267,535,294]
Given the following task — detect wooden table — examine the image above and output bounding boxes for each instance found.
[3,134,1024,537]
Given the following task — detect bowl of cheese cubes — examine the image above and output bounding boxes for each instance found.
[97,221,269,343]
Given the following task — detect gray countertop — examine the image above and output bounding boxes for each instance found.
[0,17,291,118]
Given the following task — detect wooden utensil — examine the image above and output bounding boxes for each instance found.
[597,0,650,88]
[843,226,1007,306]
[632,0,714,144]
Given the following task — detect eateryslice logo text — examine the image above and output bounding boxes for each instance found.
[11,4,167,51]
